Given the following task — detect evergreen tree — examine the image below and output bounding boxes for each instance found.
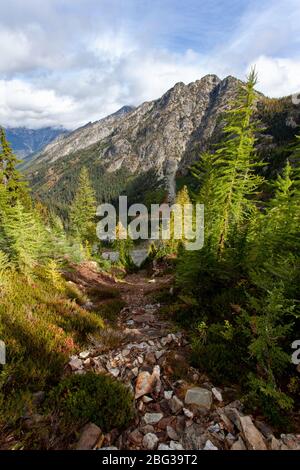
[0,128,29,205]
[203,70,263,257]
[70,167,97,243]
[168,185,192,252]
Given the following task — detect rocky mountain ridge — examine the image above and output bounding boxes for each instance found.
[26,74,299,206]
[4,126,68,161]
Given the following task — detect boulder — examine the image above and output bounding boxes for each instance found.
[239,415,267,450]
[185,387,212,410]
[144,413,164,425]
[76,423,102,450]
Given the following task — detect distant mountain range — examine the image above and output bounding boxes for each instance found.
[3,126,68,161]
[23,75,299,214]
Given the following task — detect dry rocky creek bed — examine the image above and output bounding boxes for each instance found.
[67,263,300,451]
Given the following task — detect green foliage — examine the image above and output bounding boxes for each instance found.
[0,127,30,206]
[176,70,300,424]
[70,167,97,243]
[48,372,134,431]
[1,201,50,274]
[0,269,103,406]
[96,299,126,324]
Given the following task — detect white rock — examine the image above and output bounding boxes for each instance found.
[183,408,193,419]
[208,423,221,433]
[203,439,218,450]
[79,350,90,360]
[170,441,184,450]
[107,367,120,377]
[158,443,171,450]
[164,390,173,400]
[69,357,83,371]
[161,336,172,346]
[144,413,164,424]
[212,387,223,402]
[169,395,184,413]
[143,433,158,450]
[132,367,139,377]
[142,396,153,403]
[99,446,118,450]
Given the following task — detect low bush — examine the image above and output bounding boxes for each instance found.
[48,372,134,431]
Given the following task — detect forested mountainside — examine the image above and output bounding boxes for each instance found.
[26,75,300,218]
[4,127,68,161]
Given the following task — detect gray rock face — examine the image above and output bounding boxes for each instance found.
[185,387,212,410]
[27,75,241,200]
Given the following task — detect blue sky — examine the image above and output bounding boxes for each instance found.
[0,0,299,129]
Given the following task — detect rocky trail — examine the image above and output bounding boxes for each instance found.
[67,263,300,451]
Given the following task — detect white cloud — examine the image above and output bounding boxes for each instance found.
[247,56,300,98]
[0,80,76,128]
[0,0,299,130]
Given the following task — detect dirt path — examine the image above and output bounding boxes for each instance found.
[68,263,296,451]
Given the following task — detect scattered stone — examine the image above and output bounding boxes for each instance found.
[140,425,155,435]
[231,437,247,450]
[182,423,205,450]
[143,433,158,450]
[183,408,193,419]
[99,446,118,450]
[107,367,120,377]
[158,443,171,450]
[132,367,139,377]
[167,426,179,441]
[218,412,234,433]
[144,413,164,425]
[254,420,273,439]
[155,350,165,360]
[83,358,91,367]
[128,430,143,446]
[68,356,83,371]
[224,407,243,431]
[269,436,281,450]
[212,387,223,402]
[161,336,173,346]
[135,371,153,399]
[170,441,184,450]
[203,439,218,450]
[164,390,173,400]
[208,423,221,433]
[142,396,153,403]
[169,395,184,414]
[239,415,267,450]
[79,350,90,360]
[76,423,102,450]
[185,387,212,410]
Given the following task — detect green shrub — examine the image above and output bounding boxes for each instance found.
[190,321,251,384]
[48,372,134,431]
[97,299,126,324]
